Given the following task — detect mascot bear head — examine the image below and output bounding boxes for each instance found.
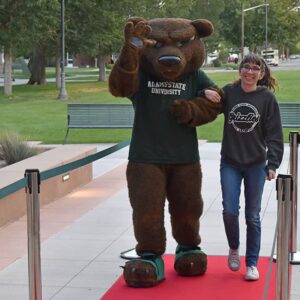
[130,17,214,81]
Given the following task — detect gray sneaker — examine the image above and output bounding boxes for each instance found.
[228,248,240,271]
[245,266,259,281]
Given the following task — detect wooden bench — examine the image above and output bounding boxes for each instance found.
[64,103,134,144]
[279,102,300,128]
[63,102,299,143]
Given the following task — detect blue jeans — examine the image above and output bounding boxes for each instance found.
[220,159,266,267]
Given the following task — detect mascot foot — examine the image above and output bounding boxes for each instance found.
[174,245,207,276]
[123,254,165,288]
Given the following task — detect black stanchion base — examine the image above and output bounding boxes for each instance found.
[273,252,300,264]
[120,248,140,260]
[290,251,300,264]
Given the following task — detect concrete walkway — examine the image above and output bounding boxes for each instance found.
[0,74,99,86]
[0,142,299,299]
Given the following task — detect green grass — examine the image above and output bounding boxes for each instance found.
[1,69,299,144]
[0,81,129,144]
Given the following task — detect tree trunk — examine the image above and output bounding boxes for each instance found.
[98,55,106,81]
[0,50,4,75]
[3,47,13,95]
[27,45,47,85]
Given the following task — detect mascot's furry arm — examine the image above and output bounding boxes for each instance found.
[109,17,155,97]
[170,88,224,127]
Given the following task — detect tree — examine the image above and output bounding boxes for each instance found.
[0,1,30,95]
[267,0,300,56]
[0,1,60,93]
[219,0,243,51]
[219,0,300,55]
[189,0,226,57]
[27,44,48,84]
[26,1,60,85]
[64,0,196,81]
[64,0,117,81]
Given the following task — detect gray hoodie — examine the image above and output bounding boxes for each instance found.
[221,83,284,170]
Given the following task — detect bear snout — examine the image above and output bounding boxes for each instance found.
[158,55,181,66]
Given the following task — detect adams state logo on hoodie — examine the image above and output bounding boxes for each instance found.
[228,103,260,133]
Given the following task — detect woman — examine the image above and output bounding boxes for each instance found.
[209,53,284,281]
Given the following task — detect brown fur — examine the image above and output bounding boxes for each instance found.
[126,162,203,256]
[170,90,223,126]
[175,252,207,276]
[109,17,222,287]
[123,260,161,287]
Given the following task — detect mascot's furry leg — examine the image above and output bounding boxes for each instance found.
[123,162,207,287]
[124,162,167,287]
[167,163,207,276]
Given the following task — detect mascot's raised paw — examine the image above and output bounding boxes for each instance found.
[123,255,165,287]
[124,17,156,49]
[174,245,207,276]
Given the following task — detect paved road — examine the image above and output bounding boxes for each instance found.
[0,75,93,86]
[271,57,300,71]
[206,58,300,74]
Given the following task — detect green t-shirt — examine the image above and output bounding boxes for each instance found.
[128,69,216,164]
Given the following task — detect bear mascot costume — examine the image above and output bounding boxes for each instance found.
[109,17,222,287]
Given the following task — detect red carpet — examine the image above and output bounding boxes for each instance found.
[101,255,276,300]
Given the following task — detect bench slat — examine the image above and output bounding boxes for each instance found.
[278,102,300,128]
[68,104,134,128]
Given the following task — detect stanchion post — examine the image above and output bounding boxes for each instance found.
[276,174,292,300]
[289,131,300,264]
[25,169,42,300]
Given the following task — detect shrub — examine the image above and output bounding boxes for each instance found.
[0,132,40,166]
[106,64,113,70]
[223,63,239,70]
[212,59,222,67]
[218,49,230,64]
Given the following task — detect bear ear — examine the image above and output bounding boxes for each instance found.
[191,19,214,38]
[127,16,147,25]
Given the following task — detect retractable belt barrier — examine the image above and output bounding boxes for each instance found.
[288,132,300,264]
[0,140,130,199]
[276,175,293,300]
[264,131,300,300]
[1,140,130,300]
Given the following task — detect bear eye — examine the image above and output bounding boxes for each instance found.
[177,35,195,47]
[155,42,164,48]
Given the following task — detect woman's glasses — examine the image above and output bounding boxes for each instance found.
[241,64,261,73]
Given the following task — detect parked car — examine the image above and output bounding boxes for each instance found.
[289,54,300,59]
[206,52,218,65]
[227,53,239,63]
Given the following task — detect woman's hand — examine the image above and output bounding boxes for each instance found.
[266,169,276,181]
[204,89,221,103]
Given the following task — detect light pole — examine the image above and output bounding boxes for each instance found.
[264,0,268,55]
[241,3,269,59]
[57,0,68,100]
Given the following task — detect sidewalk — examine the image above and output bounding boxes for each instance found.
[0,74,98,86]
[0,142,299,299]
